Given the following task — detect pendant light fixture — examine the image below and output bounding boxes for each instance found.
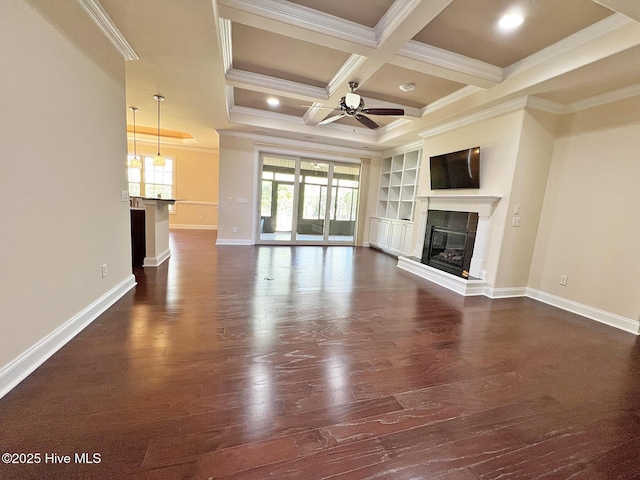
[153,94,166,167]
[129,107,142,169]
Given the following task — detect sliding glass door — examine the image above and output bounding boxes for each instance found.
[258,154,360,245]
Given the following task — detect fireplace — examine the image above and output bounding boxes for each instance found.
[397,195,501,296]
[421,211,478,278]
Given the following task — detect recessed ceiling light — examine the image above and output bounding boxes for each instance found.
[498,12,524,32]
[399,83,415,92]
[267,97,280,106]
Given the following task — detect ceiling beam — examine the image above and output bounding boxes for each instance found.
[593,0,640,22]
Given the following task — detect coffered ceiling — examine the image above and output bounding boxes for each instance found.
[93,0,640,152]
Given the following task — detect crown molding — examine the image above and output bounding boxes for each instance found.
[399,41,503,85]
[421,85,483,117]
[326,54,368,97]
[374,0,421,44]
[216,129,378,157]
[524,96,566,115]
[564,82,640,113]
[380,140,424,158]
[219,18,233,74]
[504,13,633,79]
[76,0,138,60]
[226,69,328,101]
[418,97,529,139]
[218,0,377,48]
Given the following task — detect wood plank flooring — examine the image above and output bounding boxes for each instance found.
[1,229,640,479]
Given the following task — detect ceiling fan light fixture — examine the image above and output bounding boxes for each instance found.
[399,83,415,92]
[153,94,166,167]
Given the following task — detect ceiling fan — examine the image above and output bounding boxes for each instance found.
[312,82,405,129]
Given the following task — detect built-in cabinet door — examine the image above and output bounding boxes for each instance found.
[369,217,414,257]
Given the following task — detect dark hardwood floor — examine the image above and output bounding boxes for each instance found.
[2,229,640,479]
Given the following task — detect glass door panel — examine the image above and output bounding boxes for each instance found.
[260,157,296,242]
[328,164,360,242]
[297,161,329,242]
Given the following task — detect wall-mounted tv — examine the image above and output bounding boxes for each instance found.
[430,147,480,190]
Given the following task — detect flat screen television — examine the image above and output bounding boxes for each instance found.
[430,147,480,190]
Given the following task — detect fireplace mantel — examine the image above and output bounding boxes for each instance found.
[415,195,501,217]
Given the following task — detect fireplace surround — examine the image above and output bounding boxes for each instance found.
[397,195,501,296]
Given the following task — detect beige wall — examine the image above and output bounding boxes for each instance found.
[418,110,525,286]
[529,98,640,320]
[493,109,558,288]
[1,2,131,368]
[218,135,256,243]
[129,141,219,229]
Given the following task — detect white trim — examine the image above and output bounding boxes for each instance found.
[526,288,640,335]
[226,69,328,100]
[219,18,233,75]
[177,201,218,207]
[380,141,424,158]
[326,54,368,97]
[504,13,632,79]
[564,82,640,113]
[218,0,377,48]
[216,238,253,246]
[76,0,138,60]
[393,259,639,335]
[399,41,503,85]
[217,129,377,157]
[397,256,486,296]
[421,86,484,116]
[170,224,218,230]
[418,97,528,139]
[0,274,136,399]
[143,248,171,267]
[484,286,528,299]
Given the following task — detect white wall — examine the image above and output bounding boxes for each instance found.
[529,98,640,321]
[0,1,133,388]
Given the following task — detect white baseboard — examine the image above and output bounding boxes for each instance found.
[215,239,253,246]
[526,288,640,335]
[485,286,528,299]
[0,274,137,399]
[395,256,638,336]
[143,248,171,267]
[170,224,218,230]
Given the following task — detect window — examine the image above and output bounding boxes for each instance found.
[128,155,175,212]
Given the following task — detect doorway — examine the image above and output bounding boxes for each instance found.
[258,154,360,245]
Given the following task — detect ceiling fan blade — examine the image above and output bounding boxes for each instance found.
[319,113,346,125]
[361,108,404,116]
[355,114,379,129]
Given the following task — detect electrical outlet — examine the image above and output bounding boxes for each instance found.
[514,204,520,215]
[228,197,233,203]
[101,264,108,278]
[559,275,568,286]
[232,227,238,233]
[511,217,521,227]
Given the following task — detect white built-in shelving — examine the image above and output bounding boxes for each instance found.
[377,149,421,221]
[370,148,421,257]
